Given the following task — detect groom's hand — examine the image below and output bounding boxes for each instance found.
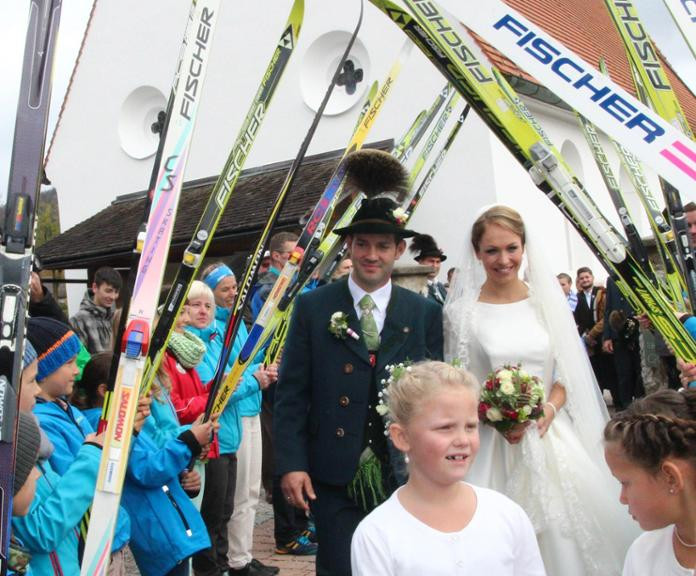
[281,471,316,511]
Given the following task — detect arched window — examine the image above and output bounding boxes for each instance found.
[619,164,650,237]
[561,140,584,181]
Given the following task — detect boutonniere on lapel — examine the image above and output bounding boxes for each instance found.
[329,311,360,341]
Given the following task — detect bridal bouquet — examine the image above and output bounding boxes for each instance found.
[478,364,545,433]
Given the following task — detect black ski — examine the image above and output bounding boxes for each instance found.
[0,2,62,573]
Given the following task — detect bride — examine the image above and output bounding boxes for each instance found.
[444,205,638,576]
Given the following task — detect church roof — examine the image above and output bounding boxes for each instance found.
[36,140,393,269]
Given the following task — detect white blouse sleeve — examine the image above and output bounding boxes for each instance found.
[622,548,637,576]
[513,505,548,576]
[351,520,395,576]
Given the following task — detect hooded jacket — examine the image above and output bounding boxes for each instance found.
[121,426,210,576]
[69,290,114,354]
[33,399,130,553]
[12,444,102,576]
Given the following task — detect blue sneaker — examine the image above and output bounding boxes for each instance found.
[274,534,318,556]
[302,521,317,544]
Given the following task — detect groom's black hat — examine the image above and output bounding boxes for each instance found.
[334,149,416,238]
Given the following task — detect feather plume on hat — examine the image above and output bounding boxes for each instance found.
[333,150,417,238]
[409,234,447,262]
[343,149,409,203]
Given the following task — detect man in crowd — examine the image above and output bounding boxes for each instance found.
[409,234,448,305]
[685,201,696,247]
[574,267,616,401]
[557,272,577,312]
[69,266,121,353]
[249,232,298,322]
[602,276,644,409]
[247,231,318,558]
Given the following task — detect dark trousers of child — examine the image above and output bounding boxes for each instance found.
[613,338,644,409]
[590,352,620,407]
[193,453,237,576]
[261,393,309,546]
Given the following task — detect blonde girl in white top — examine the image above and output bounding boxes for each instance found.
[351,361,545,576]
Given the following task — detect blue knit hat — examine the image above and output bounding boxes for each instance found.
[22,339,37,368]
[26,317,81,381]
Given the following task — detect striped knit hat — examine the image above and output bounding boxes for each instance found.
[14,412,40,495]
[23,340,37,368]
[26,317,81,381]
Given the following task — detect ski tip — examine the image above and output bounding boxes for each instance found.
[290,0,305,31]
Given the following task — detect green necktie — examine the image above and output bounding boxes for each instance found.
[359,294,380,351]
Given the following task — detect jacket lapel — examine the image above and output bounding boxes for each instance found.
[591,286,599,320]
[377,287,410,373]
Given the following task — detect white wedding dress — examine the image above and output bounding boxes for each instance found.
[464,297,636,576]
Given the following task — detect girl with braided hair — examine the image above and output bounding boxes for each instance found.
[604,389,696,575]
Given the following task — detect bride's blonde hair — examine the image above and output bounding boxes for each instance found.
[388,361,480,425]
[470,205,526,252]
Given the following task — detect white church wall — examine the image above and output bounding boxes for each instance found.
[406,108,499,273]
[47,0,452,231]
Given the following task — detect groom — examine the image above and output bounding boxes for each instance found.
[273,150,443,576]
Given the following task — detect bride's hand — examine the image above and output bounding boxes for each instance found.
[502,422,530,444]
[536,403,556,437]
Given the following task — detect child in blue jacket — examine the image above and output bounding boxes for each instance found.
[11,347,118,576]
[81,351,214,576]
[9,411,42,576]
[12,432,104,576]
[26,317,131,573]
[123,416,212,576]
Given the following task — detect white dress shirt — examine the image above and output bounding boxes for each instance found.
[348,274,392,334]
